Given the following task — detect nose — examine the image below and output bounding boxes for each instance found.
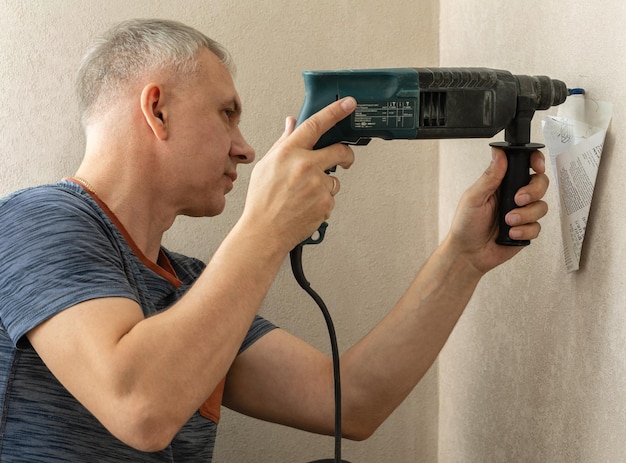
[230,128,255,164]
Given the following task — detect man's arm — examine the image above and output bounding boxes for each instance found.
[27,98,357,452]
[222,148,549,439]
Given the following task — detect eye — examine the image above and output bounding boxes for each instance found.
[221,100,241,125]
[223,108,235,120]
[223,108,242,127]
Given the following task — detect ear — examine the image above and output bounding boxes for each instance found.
[140,83,168,141]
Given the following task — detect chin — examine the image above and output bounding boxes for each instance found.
[204,200,227,218]
[182,201,225,218]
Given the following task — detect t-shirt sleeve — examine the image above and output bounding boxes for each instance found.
[239,315,278,355]
[0,188,138,346]
[165,249,278,355]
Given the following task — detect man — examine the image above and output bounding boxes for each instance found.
[0,19,549,462]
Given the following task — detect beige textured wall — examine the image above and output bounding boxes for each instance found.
[0,1,439,462]
[438,1,626,462]
[6,1,622,462]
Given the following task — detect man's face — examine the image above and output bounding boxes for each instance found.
[165,49,255,217]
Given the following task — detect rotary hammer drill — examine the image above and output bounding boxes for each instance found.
[295,67,569,246]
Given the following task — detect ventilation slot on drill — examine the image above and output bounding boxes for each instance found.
[420,92,447,127]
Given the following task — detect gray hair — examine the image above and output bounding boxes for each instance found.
[76,19,234,127]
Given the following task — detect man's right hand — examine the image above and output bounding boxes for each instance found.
[241,97,356,251]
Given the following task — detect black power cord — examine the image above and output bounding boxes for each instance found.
[290,243,350,463]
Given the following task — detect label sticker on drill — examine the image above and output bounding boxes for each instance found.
[352,100,417,129]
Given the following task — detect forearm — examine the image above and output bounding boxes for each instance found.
[217,148,547,441]
[124,220,288,404]
[340,237,484,438]
[30,218,290,451]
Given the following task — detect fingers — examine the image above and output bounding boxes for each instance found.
[514,151,548,207]
[467,148,548,243]
[292,97,357,148]
[514,171,549,207]
[505,150,549,240]
[507,220,543,241]
[283,116,296,139]
[484,147,548,209]
[243,99,356,247]
[289,97,357,172]
[267,117,296,153]
[328,176,340,196]
[529,149,546,174]
[505,199,548,228]
[462,148,507,206]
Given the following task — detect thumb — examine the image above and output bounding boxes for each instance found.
[282,116,296,139]
[468,148,508,204]
[268,117,296,152]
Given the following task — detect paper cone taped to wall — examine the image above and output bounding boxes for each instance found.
[541,93,613,272]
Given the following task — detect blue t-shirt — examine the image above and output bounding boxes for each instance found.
[0,180,276,462]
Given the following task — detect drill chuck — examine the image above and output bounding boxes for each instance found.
[528,75,568,110]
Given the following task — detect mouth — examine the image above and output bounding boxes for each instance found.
[224,169,237,183]
[225,171,237,183]
[224,171,237,193]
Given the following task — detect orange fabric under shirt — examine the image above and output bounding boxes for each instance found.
[199,378,226,423]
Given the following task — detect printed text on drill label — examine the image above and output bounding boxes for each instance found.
[353,101,416,129]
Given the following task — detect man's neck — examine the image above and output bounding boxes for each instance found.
[73,163,175,263]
